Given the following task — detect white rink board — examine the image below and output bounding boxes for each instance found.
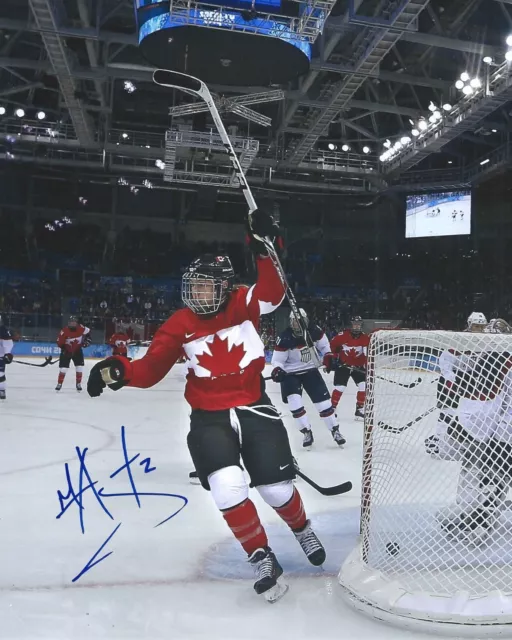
[0,358,459,640]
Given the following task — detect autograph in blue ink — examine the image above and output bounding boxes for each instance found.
[56,425,188,582]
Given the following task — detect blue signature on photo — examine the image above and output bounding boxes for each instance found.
[56,426,188,582]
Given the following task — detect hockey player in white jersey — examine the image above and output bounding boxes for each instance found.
[0,313,14,400]
[271,309,346,449]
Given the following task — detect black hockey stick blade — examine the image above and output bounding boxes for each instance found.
[378,405,436,434]
[294,468,352,496]
[376,375,422,389]
[13,356,54,368]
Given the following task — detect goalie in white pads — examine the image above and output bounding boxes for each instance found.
[270,308,346,449]
[427,313,512,544]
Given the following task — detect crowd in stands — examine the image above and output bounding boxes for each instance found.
[2,216,511,340]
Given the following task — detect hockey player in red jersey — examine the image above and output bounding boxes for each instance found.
[86,210,326,602]
[329,316,369,419]
[56,317,92,392]
[109,331,130,358]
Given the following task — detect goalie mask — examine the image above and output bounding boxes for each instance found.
[467,311,488,332]
[290,308,308,337]
[351,316,363,336]
[182,254,234,316]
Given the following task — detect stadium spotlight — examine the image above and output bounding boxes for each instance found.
[121,132,129,139]
[462,85,473,95]
[341,144,350,152]
[36,111,46,120]
[383,139,391,149]
[124,81,136,93]
[460,71,470,82]
[15,108,25,118]
[400,136,411,145]
[327,142,336,151]
[455,79,464,90]
[411,128,420,137]
[480,158,490,165]
[506,50,512,62]
[507,35,512,47]
[362,145,370,154]
[428,101,437,112]
[442,103,452,112]
[483,56,493,65]
[470,77,481,89]
[0,106,5,115]
[418,119,428,131]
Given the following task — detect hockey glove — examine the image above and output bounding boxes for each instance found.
[322,353,339,373]
[270,366,287,383]
[247,209,282,256]
[87,357,130,397]
[3,353,13,365]
[82,334,92,348]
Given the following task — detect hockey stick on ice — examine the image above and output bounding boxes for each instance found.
[378,405,436,434]
[12,356,55,368]
[376,374,422,389]
[294,465,352,497]
[153,69,321,367]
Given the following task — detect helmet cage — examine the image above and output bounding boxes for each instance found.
[182,271,231,315]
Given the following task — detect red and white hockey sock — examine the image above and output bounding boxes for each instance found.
[76,372,83,385]
[274,487,307,532]
[331,389,343,409]
[356,390,365,407]
[222,499,268,556]
[57,372,66,385]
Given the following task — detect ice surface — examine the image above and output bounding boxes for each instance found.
[0,359,452,639]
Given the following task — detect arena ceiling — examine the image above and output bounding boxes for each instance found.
[1,0,512,195]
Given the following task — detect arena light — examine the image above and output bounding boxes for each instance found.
[428,101,437,112]
[462,85,473,95]
[15,108,25,118]
[506,50,512,62]
[379,153,387,162]
[418,119,428,131]
[470,77,481,89]
[507,34,512,47]
[327,142,336,151]
[36,110,46,120]
[124,80,136,93]
[428,114,436,123]
[480,158,490,165]
[0,106,5,115]
[383,139,391,149]
[454,79,464,90]
[411,128,419,137]
[400,136,411,145]
[442,103,452,112]
[460,71,470,82]
[341,144,350,152]
[362,145,370,154]
[155,159,165,170]
[483,56,493,65]
[121,132,129,139]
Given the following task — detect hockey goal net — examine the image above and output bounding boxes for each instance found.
[339,329,512,635]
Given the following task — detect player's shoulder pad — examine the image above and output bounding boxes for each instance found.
[276,327,296,349]
[309,324,325,341]
[0,325,12,340]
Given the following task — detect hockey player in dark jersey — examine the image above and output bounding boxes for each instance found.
[0,313,14,400]
[87,211,326,602]
[271,308,346,449]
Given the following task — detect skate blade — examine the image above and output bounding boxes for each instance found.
[264,579,289,603]
[189,477,201,485]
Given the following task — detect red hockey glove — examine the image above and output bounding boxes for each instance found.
[270,366,287,383]
[87,356,132,397]
[322,353,339,373]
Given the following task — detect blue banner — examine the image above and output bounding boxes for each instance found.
[12,342,146,360]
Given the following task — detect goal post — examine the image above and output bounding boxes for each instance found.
[339,329,512,636]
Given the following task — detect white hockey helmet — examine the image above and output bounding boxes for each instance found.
[467,311,487,331]
[290,308,307,337]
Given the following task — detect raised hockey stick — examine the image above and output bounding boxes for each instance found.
[153,69,321,367]
[378,405,437,434]
[12,356,55,368]
[294,465,352,497]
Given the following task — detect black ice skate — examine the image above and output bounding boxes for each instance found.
[76,383,82,392]
[440,507,495,546]
[55,383,62,392]
[189,470,200,485]
[300,427,314,449]
[0,390,5,400]
[355,404,364,420]
[248,547,288,602]
[331,426,346,447]
[292,519,326,566]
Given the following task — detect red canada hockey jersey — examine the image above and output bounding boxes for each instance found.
[123,256,285,410]
[109,332,129,356]
[330,330,370,368]
[57,325,90,354]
